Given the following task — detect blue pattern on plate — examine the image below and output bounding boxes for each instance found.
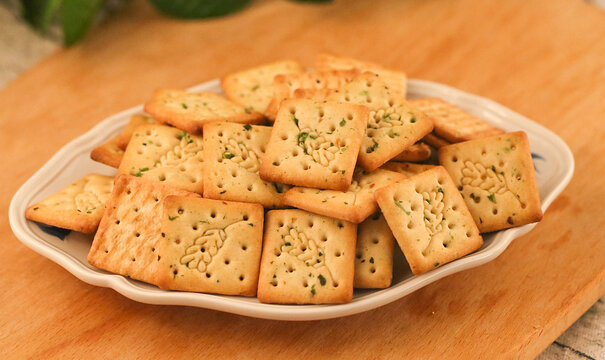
[531,153,544,173]
[37,224,70,240]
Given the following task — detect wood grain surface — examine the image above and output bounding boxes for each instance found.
[1,0,604,358]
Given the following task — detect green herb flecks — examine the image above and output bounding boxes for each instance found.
[290,113,299,127]
[394,200,411,215]
[223,152,235,159]
[251,84,260,91]
[368,142,379,153]
[133,167,149,177]
[339,118,346,127]
[388,129,399,137]
[273,183,284,194]
[243,124,252,131]
[318,274,326,286]
[369,257,374,264]
[487,193,497,203]
[168,216,178,221]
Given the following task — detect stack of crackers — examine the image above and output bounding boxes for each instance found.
[25,54,543,305]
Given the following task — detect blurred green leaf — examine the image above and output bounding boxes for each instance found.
[21,0,62,32]
[149,0,251,19]
[61,0,104,46]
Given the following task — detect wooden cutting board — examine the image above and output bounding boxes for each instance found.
[1,0,604,358]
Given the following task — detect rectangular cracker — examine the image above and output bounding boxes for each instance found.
[259,99,368,191]
[257,209,357,304]
[87,175,199,284]
[116,114,156,150]
[438,131,543,233]
[354,212,395,288]
[221,60,305,115]
[90,136,124,168]
[25,174,114,234]
[144,89,264,134]
[422,132,450,149]
[392,142,431,162]
[117,124,204,193]
[316,53,407,96]
[282,168,406,223]
[264,69,359,120]
[308,72,433,171]
[155,197,264,296]
[375,166,483,274]
[203,122,290,208]
[409,98,504,143]
[381,161,437,177]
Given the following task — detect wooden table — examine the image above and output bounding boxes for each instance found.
[1,0,604,358]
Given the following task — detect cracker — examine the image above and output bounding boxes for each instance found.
[409,98,504,143]
[155,197,264,296]
[257,209,357,304]
[221,60,305,115]
[354,212,395,288]
[117,124,204,193]
[144,89,264,134]
[306,72,433,171]
[282,168,406,223]
[203,122,290,208]
[87,175,199,284]
[116,114,156,150]
[25,174,114,234]
[438,131,543,233]
[392,142,431,162]
[264,70,359,120]
[381,161,436,177]
[316,53,407,95]
[260,99,368,191]
[90,137,124,168]
[422,132,450,149]
[375,166,483,274]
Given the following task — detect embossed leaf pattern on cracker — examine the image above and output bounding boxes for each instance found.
[368,107,406,129]
[74,191,102,214]
[422,189,445,236]
[223,138,261,173]
[180,221,244,273]
[460,161,518,200]
[156,134,201,168]
[281,227,333,284]
[297,127,340,166]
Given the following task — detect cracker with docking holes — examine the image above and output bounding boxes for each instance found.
[422,132,450,148]
[392,142,431,162]
[375,166,483,274]
[116,114,156,150]
[265,70,360,120]
[302,73,433,171]
[156,197,264,296]
[316,53,407,96]
[203,122,290,208]
[381,162,436,177]
[409,98,504,143]
[438,131,542,233]
[144,89,264,134]
[257,209,357,304]
[282,168,406,223]
[25,174,114,234]
[354,212,395,288]
[87,175,199,284]
[91,137,124,168]
[221,60,305,116]
[117,124,204,193]
[259,99,368,191]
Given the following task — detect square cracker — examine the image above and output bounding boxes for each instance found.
[87,175,199,284]
[117,124,204,193]
[203,122,290,208]
[409,98,504,143]
[305,72,433,171]
[315,53,407,95]
[90,137,124,168]
[422,132,450,149]
[264,69,359,120]
[221,60,305,115]
[259,99,368,191]
[116,114,156,150]
[381,162,436,177]
[375,166,483,274]
[257,209,357,304]
[354,212,395,288]
[156,197,264,296]
[282,168,406,223]
[144,89,264,134]
[392,142,431,162]
[438,131,542,233]
[25,174,114,234]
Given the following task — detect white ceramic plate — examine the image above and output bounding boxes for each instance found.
[8,79,574,321]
